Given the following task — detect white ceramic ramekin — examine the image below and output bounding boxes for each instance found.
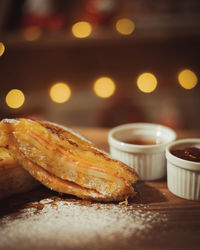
[166,138,200,200]
[108,123,176,181]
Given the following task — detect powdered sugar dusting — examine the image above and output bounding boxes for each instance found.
[0,199,167,250]
[2,119,21,125]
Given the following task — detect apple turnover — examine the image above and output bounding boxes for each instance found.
[0,147,39,199]
[0,118,138,201]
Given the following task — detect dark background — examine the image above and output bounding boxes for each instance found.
[0,0,199,129]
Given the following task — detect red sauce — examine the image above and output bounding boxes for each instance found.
[171,147,200,162]
[123,139,158,145]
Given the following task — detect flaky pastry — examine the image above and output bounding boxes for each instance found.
[0,118,138,201]
[0,147,39,199]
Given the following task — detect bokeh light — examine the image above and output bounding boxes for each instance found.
[5,89,25,109]
[72,21,92,38]
[50,82,71,103]
[0,42,5,56]
[93,77,116,98]
[178,69,198,90]
[116,18,135,35]
[23,26,42,41]
[137,73,157,93]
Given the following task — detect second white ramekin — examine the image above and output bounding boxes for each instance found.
[108,123,176,181]
[166,138,200,200]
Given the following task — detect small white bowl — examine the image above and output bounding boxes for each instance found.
[166,138,200,200]
[108,123,176,181]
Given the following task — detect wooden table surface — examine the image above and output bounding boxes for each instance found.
[0,127,200,250]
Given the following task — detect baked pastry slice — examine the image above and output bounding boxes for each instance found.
[0,147,39,199]
[0,118,138,201]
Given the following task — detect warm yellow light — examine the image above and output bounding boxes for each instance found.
[0,42,5,56]
[5,89,25,109]
[23,26,42,41]
[72,21,92,38]
[93,77,116,98]
[116,18,135,35]
[178,69,198,89]
[137,73,157,93]
[50,82,71,103]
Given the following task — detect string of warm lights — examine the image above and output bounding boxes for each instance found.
[137,73,157,93]
[0,13,199,110]
[3,69,198,110]
[23,26,42,41]
[72,21,92,39]
[178,69,198,90]
[93,77,116,98]
[49,82,71,103]
[116,18,135,35]
[0,42,5,56]
[22,18,136,41]
[5,89,25,109]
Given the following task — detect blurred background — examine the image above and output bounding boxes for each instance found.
[0,0,199,130]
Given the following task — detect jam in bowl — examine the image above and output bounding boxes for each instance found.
[166,138,200,200]
[171,147,200,162]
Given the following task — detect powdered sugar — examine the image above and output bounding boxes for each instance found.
[2,119,21,125]
[0,199,167,250]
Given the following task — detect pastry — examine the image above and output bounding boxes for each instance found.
[0,147,39,199]
[0,118,138,201]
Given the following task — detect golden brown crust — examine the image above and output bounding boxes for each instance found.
[16,153,112,201]
[39,120,136,183]
[0,118,138,201]
[0,148,39,199]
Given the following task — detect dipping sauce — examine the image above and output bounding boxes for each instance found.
[171,147,200,162]
[123,139,158,145]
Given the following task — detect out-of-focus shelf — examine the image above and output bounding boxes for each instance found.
[1,30,199,50]
[1,13,200,49]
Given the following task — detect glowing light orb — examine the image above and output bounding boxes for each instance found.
[93,77,116,98]
[178,69,198,89]
[0,42,5,56]
[23,26,42,41]
[72,21,92,38]
[50,82,71,103]
[6,89,25,109]
[137,73,157,93]
[116,18,135,35]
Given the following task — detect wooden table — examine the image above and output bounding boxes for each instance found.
[0,127,200,250]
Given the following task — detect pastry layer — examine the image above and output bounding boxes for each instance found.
[0,119,138,201]
[0,147,39,199]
